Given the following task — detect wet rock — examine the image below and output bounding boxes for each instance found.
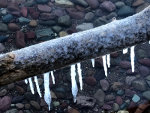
[39,13,56,20]
[116,96,123,105]
[15,31,25,48]
[5,109,18,113]
[76,23,93,31]
[70,0,88,7]
[120,103,128,110]
[12,96,24,104]
[29,20,37,27]
[132,0,144,7]
[39,20,56,26]
[21,7,28,17]
[100,79,109,91]
[18,17,30,24]
[0,0,7,8]
[139,66,149,76]
[120,61,131,69]
[30,101,40,110]
[58,15,71,26]
[0,89,7,96]
[0,23,8,32]
[132,94,140,103]
[117,90,125,96]
[86,0,99,9]
[37,4,51,13]
[0,36,8,43]
[138,58,150,67]
[94,89,105,106]
[0,96,11,111]
[36,0,49,4]
[85,12,94,22]
[113,103,119,111]
[142,91,150,100]
[16,103,24,109]
[117,5,135,16]
[55,0,74,6]
[132,79,147,91]
[100,1,116,12]
[85,76,97,86]
[0,43,5,52]
[52,26,62,33]
[8,23,20,31]
[26,31,35,39]
[115,2,125,9]
[125,76,136,86]
[76,96,96,108]
[2,14,13,23]
[102,104,112,110]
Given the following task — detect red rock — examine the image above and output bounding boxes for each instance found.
[120,61,131,69]
[26,31,35,39]
[0,96,11,111]
[138,58,150,67]
[37,4,51,13]
[39,13,56,20]
[21,7,28,17]
[86,0,99,9]
[28,7,39,19]
[68,108,80,113]
[16,31,25,48]
[0,0,7,8]
[116,96,123,105]
[100,1,116,12]
[85,76,97,86]
[8,23,20,31]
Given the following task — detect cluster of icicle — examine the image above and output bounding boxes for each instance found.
[24,45,136,111]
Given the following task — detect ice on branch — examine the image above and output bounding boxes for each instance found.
[106,54,110,68]
[123,48,128,54]
[71,64,78,102]
[44,72,51,110]
[24,79,28,84]
[130,46,135,72]
[91,59,95,67]
[50,71,55,84]
[149,41,150,44]
[77,63,83,90]
[34,76,42,97]
[28,77,35,94]
[102,55,108,77]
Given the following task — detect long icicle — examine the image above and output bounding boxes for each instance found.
[34,76,42,97]
[71,64,78,103]
[123,48,128,54]
[44,72,51,111]
[28,77,35,94]
[50,71,55,84]
[24,79,28,84]
[102,55,108,77]
[77,63,83,90]
[130,46,135,72]
[91,59,95,67]
[106,54,110,68]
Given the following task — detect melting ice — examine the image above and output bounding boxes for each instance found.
[130,46,135,72]
[28,77,35,94]
[50,71,55,84]
[44,72,51,110]
[77,63,83,90]
[91,59,95,67]
[71,64,78,102]
[34,76,42,97]
[102,55,108,77]
[123,48,128,54]
[24,79,28,84]
[106,54,110,68]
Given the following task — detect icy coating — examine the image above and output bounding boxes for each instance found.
[123,48,128,54]
[91,59,95,67]
[34,76,42,97]
[71,65,78,102]
[50,71,55,84]
[102,55,108,77]
[24,79,28,84]
[130,46,135,72]
[44,72,51,110]
[106,54,110,68]
[77,63,83,90]
[28,77,35,94]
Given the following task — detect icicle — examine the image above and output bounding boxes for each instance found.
[34,76,42,97]
[130,46,135,72]
[44,72,51,111]
[102,55,108,77]
[106,54,110,68]
[91,59,95,67]
[123,48,128,54]
[28,77,35,94]
[71,64,78,103]
[24,79,28,84]
[149,41,150,44]
[50,71,55,84]
[77,63,83,90]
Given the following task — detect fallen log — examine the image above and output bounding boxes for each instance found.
[0,6,150,86]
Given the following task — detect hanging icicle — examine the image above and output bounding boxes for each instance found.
[91,59,95,67]
[71,64,78,103]
[44,72,51,111]
[24,79,28,84]
[50,71,55,84]
[149,41,150,44]
[130,46,135,72]
[102,55,108,77]
[123,48,128,54]
[28,77,35,94]
[106,54,110,68]
[77,63,83,90]
[34,76,42,97]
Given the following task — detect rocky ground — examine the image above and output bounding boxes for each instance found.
[0,0,150,113]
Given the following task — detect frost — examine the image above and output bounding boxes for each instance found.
[102,55,108,77]
[77,63,83,90]
[50,71,55,84]
[106,54,110,68]
[71,64,78,102]
[44,72,51,111]
[130,46,135,72]
[24,79,28,84]
[91,59,95,67]
[28,77,35,94]
[123,48,128,54]
[34,76,42,97]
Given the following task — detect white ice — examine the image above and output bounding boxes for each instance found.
[24,79,28,84]
[102,55,108,77]
[106,54,110,68]
[77,63,83,90]
[123,48,128,54]
[34,76,42,97]
[130,46,135,72]
[50,71,55,84]
[44,72,51,111]
[71,64,78,103]
[91,59,95,67]
[28,77,35,94]
[149,41,150,44]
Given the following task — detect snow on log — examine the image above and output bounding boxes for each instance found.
[0,6,150,86]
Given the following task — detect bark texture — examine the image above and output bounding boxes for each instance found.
[0,6,150,86]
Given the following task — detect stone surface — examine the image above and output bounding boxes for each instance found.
[100,79,109,91]
[85,12,95,22]
[142,91,150,100]
[0,23,8,32]
[0,0,7,8]
[76,23,93,31]
[118,5,135,16]
[18,17,30,24]
[86,0,99,9]
[21,7,28,17]
[0,96,11,111]
[85,76,97,86]
[0,43,5,52]
[16,103,24,109]
[2,14,13,23]
[100,1,116,12]
[132,0,144,7]
[94,89,105,106]
[70,0,88,7]
[16,31,25,48]
[120,61,131,69]
[139,66,150,76]
[0,89,7,96]
[55,0,74,6]
[8,23,20,31]
[125,76,136,86]
[139,58,150,67]
[30,101,41,110]
[58,15,71,26]
[132,79,147,91]
[26,31,35,39]
[29,20,37,27]
[132,94,140,103]
[37,5,51,12]
[0,36,8,43]
[67,8,85,19]
[36,0,49,4]
[5,109,18,113]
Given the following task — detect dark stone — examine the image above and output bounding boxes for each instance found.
[15,31,25,48]
[0,36,8,43]
[118,5,135,17]
[36,0,49,4]
[2,14,13,23]
[86,0,99,9]
[0,96,11,111]
[39,20,56,26]
[12,96,24,104]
